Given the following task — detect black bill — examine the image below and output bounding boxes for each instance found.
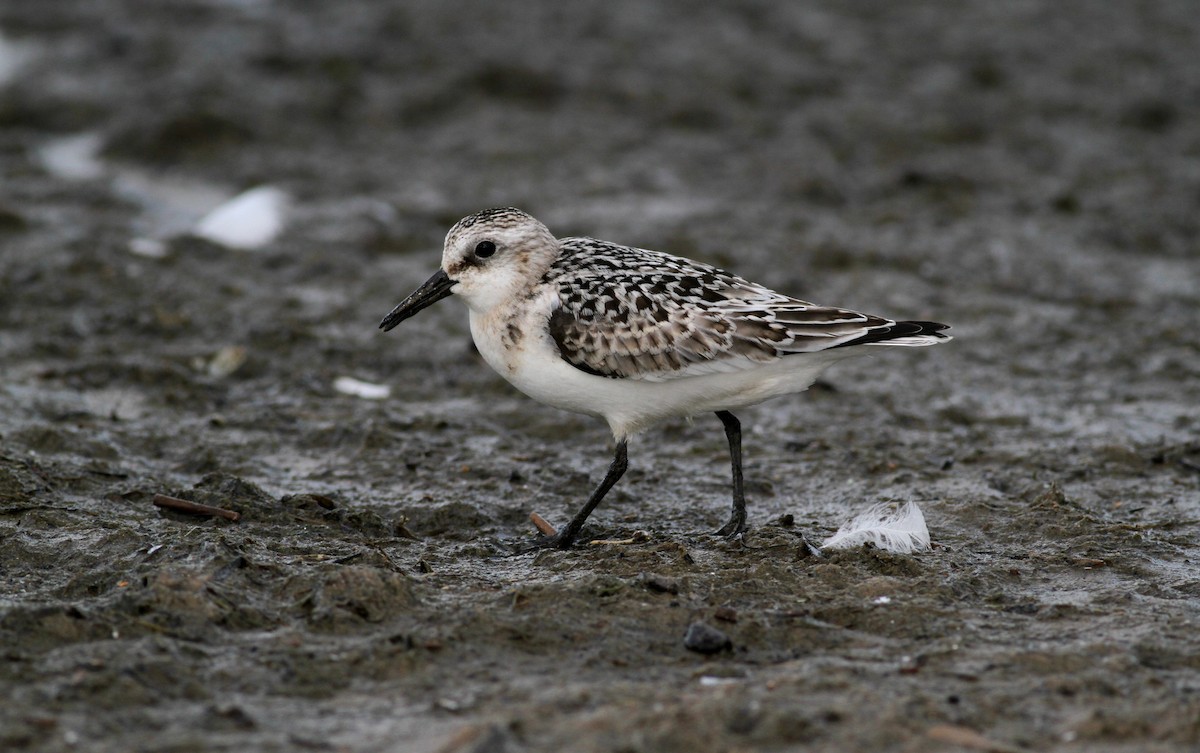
[378,269,457,332]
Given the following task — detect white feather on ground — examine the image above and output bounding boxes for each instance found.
[193,185,289,250]
[333,376,391,400]
[821,501,931,553]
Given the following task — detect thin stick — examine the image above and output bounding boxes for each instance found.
[529,511,556,536]
[153,494,241,522]
[926,725,1022,753]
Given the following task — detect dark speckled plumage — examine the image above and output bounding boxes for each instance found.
[542,236,949,381]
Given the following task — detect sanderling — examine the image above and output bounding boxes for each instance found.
[380,207,950,549]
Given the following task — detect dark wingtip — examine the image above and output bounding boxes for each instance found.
[901,320,951,337]
[830,320,951,348]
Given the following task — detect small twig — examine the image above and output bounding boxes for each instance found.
[153,494,240,522]
[926,724,1023,753]
[529,511,556,536]
[589,531,650,546]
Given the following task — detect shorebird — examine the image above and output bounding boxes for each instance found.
[380,208,949,548]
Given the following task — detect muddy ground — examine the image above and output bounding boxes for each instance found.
[2,1,1199,751]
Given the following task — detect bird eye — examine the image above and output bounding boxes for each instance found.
[474,241,497,258]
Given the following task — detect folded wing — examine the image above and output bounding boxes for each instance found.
[545,238,947,382]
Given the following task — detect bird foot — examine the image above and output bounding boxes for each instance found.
[513,530,579,553]
[715,512,748,539]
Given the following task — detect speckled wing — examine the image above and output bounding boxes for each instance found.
[544,238,898,382]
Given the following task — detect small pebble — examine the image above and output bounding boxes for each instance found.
[713,606,738,623]
[643,573,680,594]
[684,621,731,654]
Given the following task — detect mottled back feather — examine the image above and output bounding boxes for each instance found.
[543,237,942,382]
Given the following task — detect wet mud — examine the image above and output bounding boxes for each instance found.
[2,2,1198,751]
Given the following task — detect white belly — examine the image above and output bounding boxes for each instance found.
[468,304,853,440]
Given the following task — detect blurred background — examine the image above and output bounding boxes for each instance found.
[1,1,1198,751]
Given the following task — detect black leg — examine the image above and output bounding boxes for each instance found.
[530,439,629,550]
[714,411,748,538]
